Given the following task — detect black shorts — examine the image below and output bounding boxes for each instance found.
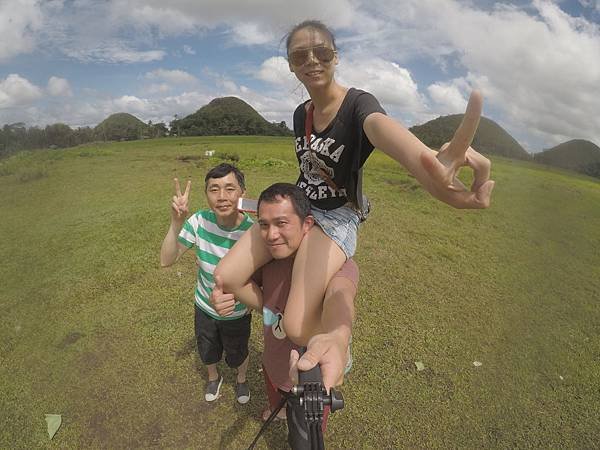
[194,306,251,368]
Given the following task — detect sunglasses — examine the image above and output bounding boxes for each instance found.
[288,46,337,66]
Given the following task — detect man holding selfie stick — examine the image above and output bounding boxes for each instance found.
[160,163,254,404]
[212,183,356,449]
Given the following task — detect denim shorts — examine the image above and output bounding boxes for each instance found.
[311,205,360,259]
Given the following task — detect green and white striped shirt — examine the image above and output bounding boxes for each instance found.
[178,209,253,320]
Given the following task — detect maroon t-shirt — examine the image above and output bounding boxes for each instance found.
[254,258,359,391]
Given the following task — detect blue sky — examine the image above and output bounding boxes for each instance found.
[0,0,599,152]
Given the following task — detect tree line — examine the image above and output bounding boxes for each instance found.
[0,121,169,159]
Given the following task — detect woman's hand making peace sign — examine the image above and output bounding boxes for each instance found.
[364,90,495,209]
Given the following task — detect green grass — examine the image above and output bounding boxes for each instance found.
[1,137,599,449]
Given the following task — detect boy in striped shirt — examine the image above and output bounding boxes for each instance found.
[160,163,254,403]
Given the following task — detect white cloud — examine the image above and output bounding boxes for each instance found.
[232,88,299,124]
[112,95,150,114]
[427,79,469,114]
[0,0,43,61]
[231,22,274,45]
[256,57,299,91]
[337,57,429,125]
[202,69,298,124]
[145,69,198,85]
[73,91,213,128]
[146,83,172,94]
[47,76,73,97]
[578,0,600,13]
[63,43,166,63]
[100,91,213,125]
[220,79,239,93]
[1,0,598,150]
[0,74,44,108]
[336,0,600,148]
[108,0,360,44]
[161,91,212,116]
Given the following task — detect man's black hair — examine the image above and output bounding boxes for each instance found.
[258,183,311,220]
[204,163,245,190]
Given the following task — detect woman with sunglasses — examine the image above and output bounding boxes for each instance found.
[215,20,495,349]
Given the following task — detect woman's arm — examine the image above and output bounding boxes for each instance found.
[363,91,494,209]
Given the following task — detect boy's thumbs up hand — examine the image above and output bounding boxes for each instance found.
[210,275,236,316]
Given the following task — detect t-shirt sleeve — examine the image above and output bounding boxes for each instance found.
[177,217,196,248]
[293,102,308,138]
[333,258,359,291]
[355,91,386,128]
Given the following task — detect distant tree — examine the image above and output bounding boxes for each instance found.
[26,126,46,149]
[152,122,168,138]
[45,123,73,148]
[73,127,95,145]
[0,123,27,156]
[171,114,181,137]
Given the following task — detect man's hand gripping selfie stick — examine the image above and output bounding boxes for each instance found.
[246,348,345,450]
[290,347,345,450]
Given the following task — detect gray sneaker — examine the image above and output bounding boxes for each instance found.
[235,381,250,404]
[205,376,223,402]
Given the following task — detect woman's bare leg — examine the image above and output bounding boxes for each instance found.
[214,223,273,308]
[282,226,346,345]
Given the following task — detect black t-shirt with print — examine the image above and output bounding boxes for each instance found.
[293,88,386,210]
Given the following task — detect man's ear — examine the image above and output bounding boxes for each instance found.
[302,215,315,233]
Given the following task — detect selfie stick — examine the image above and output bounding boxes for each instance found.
[290,348,345,450]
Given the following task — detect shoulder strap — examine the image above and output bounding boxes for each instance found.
[305,101,314,146]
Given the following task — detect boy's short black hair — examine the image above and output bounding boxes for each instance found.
[204,163,245,190]
[258,183,311,220]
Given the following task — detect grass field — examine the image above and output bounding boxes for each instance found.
[1,136,599,449]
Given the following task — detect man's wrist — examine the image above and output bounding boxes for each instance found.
[326,326,351,347]
[170,217,186,229]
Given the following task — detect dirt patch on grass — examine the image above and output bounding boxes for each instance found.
[145,418,165,445]
[421,368,456,401]
[87,410,111,445]
[176,154,205,162]
[78,350,106,372]
[385,178,420,191]
[174,337,196,361]
[75,329,117,374]
[58,331,86,349]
